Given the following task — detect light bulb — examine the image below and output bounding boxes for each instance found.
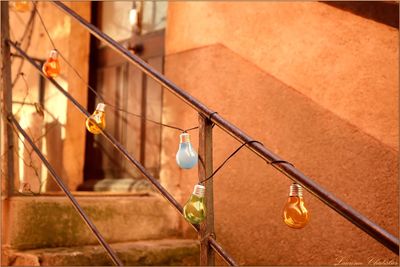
[11,1,30,12]
[42,50,61,78]
[176,132,198,169]
[183,184,206,224]
[283,183,310,229]
[19,181,31,194]
[86,103,106,134]
[129,8,138,26]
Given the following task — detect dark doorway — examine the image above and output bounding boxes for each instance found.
[81,2,165,192]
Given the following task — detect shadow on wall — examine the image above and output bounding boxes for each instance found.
[323,1,399,28]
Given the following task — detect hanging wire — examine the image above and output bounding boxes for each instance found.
[32,1,56,49]
[199,140,263,184]
[11,7,36,87]
[199,140,294,184]
[10,3,298,192]
[31,0,198,133]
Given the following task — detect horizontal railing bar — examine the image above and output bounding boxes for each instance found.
[51,1,399,254]
[7,116,123,267]
[9,41,238,267]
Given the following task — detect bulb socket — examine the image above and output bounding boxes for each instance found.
[96,103,106,112]
[289,183,303,197]
[179,132,191,143]
[193,184,205,197]
[49,50,58,59]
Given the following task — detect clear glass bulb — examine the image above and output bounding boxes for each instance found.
[283,183,310,229]
[176,132,198,169]
[86,103,106,135]
[183,184,206,224]
[11,1,30,12]
[42,50,61,78]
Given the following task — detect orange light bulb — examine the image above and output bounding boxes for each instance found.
[11,1,30,12]
[42,50,61,78]
[283,183,310,229]
[86,103,106,134]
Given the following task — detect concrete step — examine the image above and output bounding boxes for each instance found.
[6,194,181,250]
[5,239,199,266]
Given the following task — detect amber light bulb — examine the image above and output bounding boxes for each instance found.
[42,50,61,78]
[11,1,30,12]
[283,183,310,229]
[86,103,106,134]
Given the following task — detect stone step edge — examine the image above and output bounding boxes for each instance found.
[7,195,182,250]
[4,239,200,266]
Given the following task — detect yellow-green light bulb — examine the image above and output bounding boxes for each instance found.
[183,184,206,224]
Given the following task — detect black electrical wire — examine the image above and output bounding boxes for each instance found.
[29,2,296,190]
[31,1,198,133]
[199,140,294,184]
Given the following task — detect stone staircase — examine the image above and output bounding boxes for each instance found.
[6,239,198,266]
[2,194,199,266]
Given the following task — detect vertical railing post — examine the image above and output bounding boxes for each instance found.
[1,1,14,197]
[198,114,215,265]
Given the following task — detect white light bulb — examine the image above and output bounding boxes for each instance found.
[176,133,198,169]
[129,8,138,26]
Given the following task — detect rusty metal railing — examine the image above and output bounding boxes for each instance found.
[8,41,237,266]
[50,0,399,256]
[53,1,399,254]
[3,1,399,266]
[8,115,124,266]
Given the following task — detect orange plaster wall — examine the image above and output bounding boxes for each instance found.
[8,1,91,191]
[162,2,399,266]
[162,43,398,266]
[62,2,91,190]
[165,1,399,151]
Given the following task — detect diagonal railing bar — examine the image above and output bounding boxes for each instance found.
[51,1,399,255]
[6,115,123,266]
[8,41,238,266]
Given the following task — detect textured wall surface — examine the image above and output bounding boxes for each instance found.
[3,0,91,252]
[162,44,398,266]
[162,3,399,263]
[7,1,91,191]
[165,1,398,150]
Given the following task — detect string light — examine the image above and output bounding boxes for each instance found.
[176,132,198,169]
[21,1,307,232]
[183,184,206,224]
[182,140,263,224]
[86,103,106,134]
[42,49,60,78]
[283,183,310,229]
[31,3,199,135]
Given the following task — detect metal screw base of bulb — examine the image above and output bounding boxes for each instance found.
[289,183,303,197]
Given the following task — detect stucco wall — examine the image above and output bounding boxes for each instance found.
[162,2,399,266]
[7,1,91,191]
[2,1,91,256]
[165,1,398,151]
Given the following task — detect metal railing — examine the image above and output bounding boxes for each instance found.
[2,1,399,266]
[9,115,124,266]
[51,0,399,255]
[8,41,237,266]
